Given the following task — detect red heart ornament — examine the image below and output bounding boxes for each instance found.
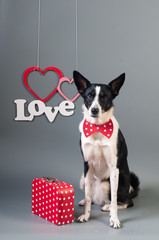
[23,67,63,102]
[57,77,80,102]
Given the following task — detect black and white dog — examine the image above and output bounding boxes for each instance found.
[73,71,139,228]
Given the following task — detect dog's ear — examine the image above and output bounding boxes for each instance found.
[108,73,125,98]
[73,71,91,94]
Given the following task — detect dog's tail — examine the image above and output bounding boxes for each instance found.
[129,172,140,199]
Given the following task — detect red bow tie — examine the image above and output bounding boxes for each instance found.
[83,119,114,138]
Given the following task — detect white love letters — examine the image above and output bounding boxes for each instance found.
[14,99,75,122]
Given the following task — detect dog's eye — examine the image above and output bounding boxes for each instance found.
[88,94,93,100]
[100,96,107,101]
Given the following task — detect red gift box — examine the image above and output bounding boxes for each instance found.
[32,177,74,225]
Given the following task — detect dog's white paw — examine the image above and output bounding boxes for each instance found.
[101,204,110,212]
[110,216,121,229]
[79,199,85,206]
[77,214,90,223]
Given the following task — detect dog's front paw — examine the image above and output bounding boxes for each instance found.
[101,204,110,212]
[79,199,85,206]
[110,216,121,229]
[77,214,90,223]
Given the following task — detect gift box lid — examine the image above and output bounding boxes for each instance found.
[32,177,74,190]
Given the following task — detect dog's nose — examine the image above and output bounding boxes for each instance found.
[91,108,99,116]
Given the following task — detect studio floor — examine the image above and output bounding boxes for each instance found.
[0,179,159,240]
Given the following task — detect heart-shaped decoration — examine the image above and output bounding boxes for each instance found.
[57,77,80,102]
[23,67,63,102]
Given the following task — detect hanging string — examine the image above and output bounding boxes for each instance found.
[36,0,77,70]
[36,0,41,68]
[75,0,78,70]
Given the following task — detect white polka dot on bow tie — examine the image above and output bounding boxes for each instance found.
[97,127,99,129]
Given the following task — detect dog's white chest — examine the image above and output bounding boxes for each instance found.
[84,139,111,179]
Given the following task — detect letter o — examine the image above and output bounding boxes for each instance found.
[28,100,45,116]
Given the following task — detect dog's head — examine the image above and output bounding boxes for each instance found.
[73,71,125,123]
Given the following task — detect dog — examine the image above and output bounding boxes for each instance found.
[73,71,139,228]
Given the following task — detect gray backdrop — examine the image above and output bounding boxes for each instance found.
[0,0,159,239]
